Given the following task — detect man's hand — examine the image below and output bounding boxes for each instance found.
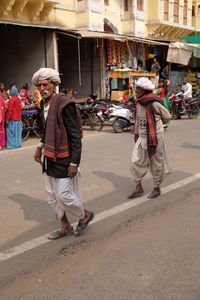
[6,120,9,125]
[134,134,139,143]
[68,165,78,179]
[34,147,42,163]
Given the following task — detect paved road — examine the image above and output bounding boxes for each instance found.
[0,119,200,299]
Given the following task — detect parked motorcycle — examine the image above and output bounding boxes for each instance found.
[109,105,135,133]
[169,93,200,119]
[76,102,103,131]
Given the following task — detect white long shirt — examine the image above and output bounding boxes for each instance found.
[182,82,192,99]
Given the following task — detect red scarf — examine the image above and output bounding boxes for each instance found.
[137,93,164,157]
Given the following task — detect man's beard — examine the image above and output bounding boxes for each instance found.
[40,90,52,100]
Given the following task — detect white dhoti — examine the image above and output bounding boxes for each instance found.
[131,137,172,187]
[45,173,85,220]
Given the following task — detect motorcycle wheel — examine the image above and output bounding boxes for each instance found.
[188,108,199,119]
[89,115,103,131]
[113,119,124,133]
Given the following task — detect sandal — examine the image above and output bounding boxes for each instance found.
[127,189,144,199]
[147,191,161,199]
[75,211,95,236]
[48,227,74,240]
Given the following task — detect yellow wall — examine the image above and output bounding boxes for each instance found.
[146,0,159,21]
[1,0,200,37]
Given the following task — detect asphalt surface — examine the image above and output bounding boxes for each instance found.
[1,119,200,299]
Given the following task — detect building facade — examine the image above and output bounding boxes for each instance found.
[0,0,200,98]
[1,1,200,40]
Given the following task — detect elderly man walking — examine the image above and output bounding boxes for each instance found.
[128,77,172,199]
[33,68,94,239]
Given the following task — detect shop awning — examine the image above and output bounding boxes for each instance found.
[0,21,169,46]
[179,35,200,44]
[167,42,193,65]
[60,29,169,46]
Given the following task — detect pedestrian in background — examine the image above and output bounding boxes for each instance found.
[33,68,94,239]
[151,57,161,88]
[156,78,170,128]
[6,87,22,149]
[7,83,16,100]
[20,83,31,104]
[0,96,6,149]
[34,89,42,109]
[181,77,192,112]
[128,77,172,199]
[0,83,9,102]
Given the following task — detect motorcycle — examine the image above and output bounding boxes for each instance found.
[97,95,136,124]
[109,104,135,133]
[169,92,200,119]
[76,101,103,131]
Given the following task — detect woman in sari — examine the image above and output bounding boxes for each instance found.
[156,78,170,127]
[20,83,30,104]
[0,96,6,149]
[6,87,22,149]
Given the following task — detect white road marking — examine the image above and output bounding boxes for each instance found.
[1,173,200,262]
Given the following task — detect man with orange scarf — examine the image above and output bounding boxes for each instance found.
[129,77,172,199]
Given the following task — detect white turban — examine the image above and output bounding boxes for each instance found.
[135,77,155,91]
[32,68,61,86]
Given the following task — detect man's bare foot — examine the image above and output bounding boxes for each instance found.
[79,210,92,224]
[147,187,161,199]
[75,211,95,235]
[128,183,144,199]
[59,225,72,235]
[152,187,160,194]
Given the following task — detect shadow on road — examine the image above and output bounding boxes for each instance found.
[182,142,200,150]
[0,169,194,253]
[8,193,52,223]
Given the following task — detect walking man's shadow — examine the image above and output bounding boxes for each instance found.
[9,193,52,223]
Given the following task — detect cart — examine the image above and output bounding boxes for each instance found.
[108,70,156,102]
[22,109,42,141]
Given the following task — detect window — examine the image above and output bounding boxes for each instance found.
[137,0,143,11]
[183,0,187,25]
[173,0,179,23]
[164,0,169,21]
[104,0,109,5]
[198,5,200,16]
[124,0,128,12]
[192,5,195,17]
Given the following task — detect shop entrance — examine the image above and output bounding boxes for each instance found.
[57,34,101,99]
[0,25,54,91]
